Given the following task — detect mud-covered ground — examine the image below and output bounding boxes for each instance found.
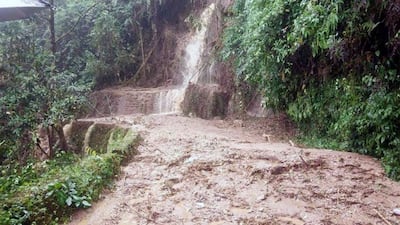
[69,114,400,225]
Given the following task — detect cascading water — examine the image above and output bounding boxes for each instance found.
[156,3,216,114]
[156,89,182,113]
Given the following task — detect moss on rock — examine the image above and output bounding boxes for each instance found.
[64,121,95,154]
[182,83,230,119]
[65,122,141,157]
[83,123,115,154]
[107,127,141,161]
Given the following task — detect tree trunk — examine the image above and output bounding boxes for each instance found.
[46,126,55,158]
[18,130,32,164]
[49,0,56,55]
[49,0,56,154]
[55,124,68,152]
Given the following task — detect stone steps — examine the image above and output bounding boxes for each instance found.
[89,87,182,116]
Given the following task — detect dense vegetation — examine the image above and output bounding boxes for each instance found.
[0,0,176,223]
[223,0,400,179]
[0,0,177,162]
[0,126,140,224]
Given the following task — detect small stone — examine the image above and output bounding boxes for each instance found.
[393,208,400,216]
[271,166,287,175]
[233,120,244,127]
[196,202,205,208]
[185,156,198,164]
[257,195,266,202]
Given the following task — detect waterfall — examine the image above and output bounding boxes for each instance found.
[157,89,182,113]
[155,3,216,114]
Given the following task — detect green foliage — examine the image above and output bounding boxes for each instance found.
[54,0,190,88]
[75,1,140,87]
[0,51,89,161]
[288,77,400,179]
[223,0,400,179]
[0,129,140,224]
[107,128,139,160]
[223,0,343,109]
[46,180,92,208]
[0,0,177,223]
[0,0,172,162]
[0,6,92,161]
[288,0,342,56]
[85,124,114,154]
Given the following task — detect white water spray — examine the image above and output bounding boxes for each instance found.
[156,3,216,114]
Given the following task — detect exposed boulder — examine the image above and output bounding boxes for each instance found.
[64,121,140,156]
[182,83,230,119]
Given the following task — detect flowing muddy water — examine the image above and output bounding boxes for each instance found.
[90,3,217,116]
[73,2,400,224]
[155,3,216,114]
[69,114,400,225]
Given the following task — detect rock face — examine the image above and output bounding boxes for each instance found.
[180,1,235,119]
[63,121,94,153]
[88,1,238,119]
[182,84,230,119]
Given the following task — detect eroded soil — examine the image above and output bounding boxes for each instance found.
[69,114,400,225]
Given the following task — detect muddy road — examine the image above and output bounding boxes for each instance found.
[69,114,400,225]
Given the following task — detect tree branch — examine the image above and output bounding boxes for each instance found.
[55,2,99,43]
[36,140,50,158]
[128,38,159,84]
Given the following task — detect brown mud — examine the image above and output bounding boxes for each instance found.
[69,114,400,225]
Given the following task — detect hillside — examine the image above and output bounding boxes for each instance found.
[1,0,400,224]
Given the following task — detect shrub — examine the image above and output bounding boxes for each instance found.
[0,130,140,224]
[223,0,400,179]
[288,78,400,179]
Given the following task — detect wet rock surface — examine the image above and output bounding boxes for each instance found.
[69,114,400,225]
[182,84,231,119]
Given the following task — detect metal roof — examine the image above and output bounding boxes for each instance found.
[0,0,48,22]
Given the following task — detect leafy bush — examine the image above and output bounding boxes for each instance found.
[288,78,400,179]
[0,130,140,225]
[223,0,400,179]
[222,0,342,110]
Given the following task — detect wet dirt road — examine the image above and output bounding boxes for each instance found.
[69,114,400,225]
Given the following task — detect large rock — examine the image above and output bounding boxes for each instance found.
[64,121,94,154]
[64,121,140,156]
[182,83,230,119]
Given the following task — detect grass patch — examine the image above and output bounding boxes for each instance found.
[295,134,348,151]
